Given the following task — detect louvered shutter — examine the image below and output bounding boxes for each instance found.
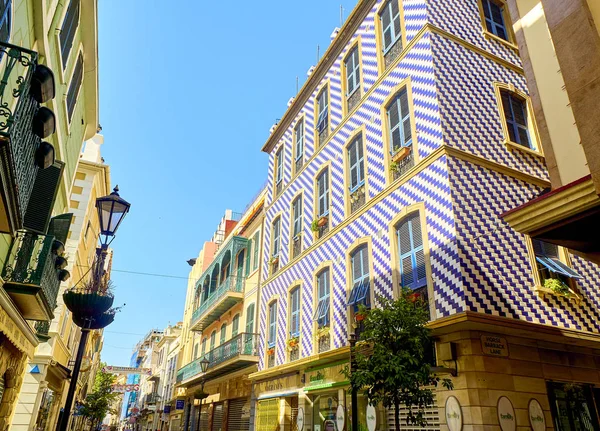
[246,304,255,333]
[349,141,358,189]
[232,315,239,337]
[47,213,73,244]
[392,0,401,37]
[353,50,360,86]
[228,398,250,431]
[245,242,252,276]
[199,405,209,431]
[382,5,392,50]
[60,0,81,68]
[211,403,223,431]
[357,137,364,183]
[252,232,260,270]
[66,54,83,121]
[400,90,412,146]
[0,0,11,43]
[24,161,64,234]
[388,100,401,152]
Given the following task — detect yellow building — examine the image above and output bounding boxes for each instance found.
[0,0,99,428]
[11,135,111,430]
[176,190,265,431]
[502,0,600,263]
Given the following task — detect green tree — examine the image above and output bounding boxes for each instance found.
[79,362,120,430]
[344,288,453,431]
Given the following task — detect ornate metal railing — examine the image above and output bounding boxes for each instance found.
[35,320,50,339]
[318,334,330,353]
[2,230,60,311]
[191,275,244,324]
[0,42,42,227]
[292,236,302,259]
[295,157,303,174]
[145,393,160,405]
[176,333,258,383]
[391,152,414,181]
[349,184,366,214]
[289,345,299,362]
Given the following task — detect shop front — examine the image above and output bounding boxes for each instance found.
[254,373,302,431]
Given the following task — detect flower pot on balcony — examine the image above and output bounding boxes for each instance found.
[270,257,279,266]
[391,146,411,163]
[407,293,421,303]
[63,289,115,316]
[311,220,320,232]
[55,256,67,270]
[287,337,299,349]
[318,216,328,227]
[355,313,366,322]
[34,141,55,169]
[58,269,70,282]
[267,347,275,356]
[31,64,56,103]
[52,240,65,256]
[32,107,56,139]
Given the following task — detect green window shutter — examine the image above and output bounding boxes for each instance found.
[245,242,252,276]
[23,161,64,234]
[47,213,73,244]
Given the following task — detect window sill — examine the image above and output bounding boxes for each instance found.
[482,30,519,51]
[534,285,581,305]
[504,140,544,159]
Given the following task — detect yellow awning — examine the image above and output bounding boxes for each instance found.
[0,304,36,358]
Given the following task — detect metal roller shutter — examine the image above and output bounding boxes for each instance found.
[256,399,279,431]
[387,388,440,430]
[212,403,224,431]
[199,405,210,431]
[227,398,250,431]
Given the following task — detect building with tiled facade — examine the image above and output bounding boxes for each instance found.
[175,191,265,431]
[250,0,600,430]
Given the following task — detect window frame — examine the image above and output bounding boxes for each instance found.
[477,0,517,48]
[314,82,331,146]
[375,0,406,74]
[219,323,227,345]
[271,216,281,259]
[314,165,331,220]
[342,127,369,216]
[245,303,255,334]
[58,0,81,70]
[274,146,284,190]
[267,301,278,349]
[341,37,363,117]
[291,194,303,239]
[494,83,542,157]
[251,231,260,272]
[343,44,361,99]
[396,212,427,290]
[380,79,419,184]
[289,285,301,338]
[347,242,372,312]
[65,51,84,125]
[313,267,331,330]
[293,117,305,168]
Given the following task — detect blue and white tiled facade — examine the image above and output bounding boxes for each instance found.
[257,0,600,371]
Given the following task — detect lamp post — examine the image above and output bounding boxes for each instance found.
[188,357,210,431]
[56,187,131,431]
[349,334,358,431]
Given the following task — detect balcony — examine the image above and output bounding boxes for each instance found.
[190,275,244,331]
[145,393,160,405]
[0,42,48,233]
[2,230,62,320]
[176,333,258,386]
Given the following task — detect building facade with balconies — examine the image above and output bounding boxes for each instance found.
[252,0,600,430]
[177,191,265,431]
[0,0,99,428]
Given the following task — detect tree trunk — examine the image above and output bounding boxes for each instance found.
[394,398,400,431]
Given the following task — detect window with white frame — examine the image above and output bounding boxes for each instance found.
[317,169,329,218]
[386,87,413,154]
[271,217,281,258]
[347,245,370,310]
[316,87,329,139]
[314,269,330,328]
[396,212,427,290]
[289,287,300,337]
[292,196,302,239]
[348,134,365,193]
[345,47,360,98]
[379,0,402,53]
[294,120,304,164]
[275,148,284,193]
[268,301,277,348]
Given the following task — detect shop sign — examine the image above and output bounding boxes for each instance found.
[528,399,545,431]
[336,405,344,431]
[175,400,185,410]
[297,407,304,431]
[445,396,462,431]
[163,405,171,413]
[256,374,298,394]
[111,384,139,393]
[102,365,152,375]
[497,396,516,431]
[481,335,509,357]
[305,363,347,390]
[366,404,376,431]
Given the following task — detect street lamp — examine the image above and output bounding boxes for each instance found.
[349,334,358,431]
[56,187,131,431]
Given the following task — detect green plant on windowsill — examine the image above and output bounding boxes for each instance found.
[287,336,299,349]
[315,326,330,338]
[544,278,570,297]
[390,161,399,173]
[311,219,320,232]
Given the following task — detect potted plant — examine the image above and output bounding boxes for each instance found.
[270,256,279,266]
[391,146,411,163]
[316,326,330,338]
[311,219,320,232]
[287,336,299,349]
[544,278,570,297]
[266,346,275,356]
[318,215,328,227]
[355,311,367,322]
[193,390,208,400]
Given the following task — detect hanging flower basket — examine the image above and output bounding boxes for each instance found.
[72,310,116,330]
[194,390,208,400]
[63,289,115,316]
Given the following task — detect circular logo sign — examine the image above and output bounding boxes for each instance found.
[297,407,304,431]
[366,404,376,431]
[497,396,516,431]
[528,399,545,431]
[445,396,463,431]
[336,405,345,431]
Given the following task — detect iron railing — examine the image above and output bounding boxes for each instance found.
[292,236,302,259]
[191,275,244,324]
[0,42,43,228]
[2,230,60,312]
[391,151,414,181]
[35,320,50,338]
[176,333,258,383]
[145,393,160,405]
[318,334,330,353]
[350,184,366,214]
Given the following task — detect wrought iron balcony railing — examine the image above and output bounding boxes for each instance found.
[2,230,62,320]
[191,275,244,325]
[176,333,258,384]
[0,42,45,232]
[145,393,160,405]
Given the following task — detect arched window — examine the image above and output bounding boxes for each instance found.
[396,212,426,290]
[232,314,240,338]
[210,331,216,351]
[219,324,227,345]
[245,304,255,334]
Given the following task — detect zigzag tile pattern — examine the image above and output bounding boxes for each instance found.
[448,156,600,332]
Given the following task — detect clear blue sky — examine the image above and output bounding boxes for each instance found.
[98,0,359,366]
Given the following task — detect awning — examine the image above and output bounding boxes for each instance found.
[258,390,299,400]
[0,291,36,358]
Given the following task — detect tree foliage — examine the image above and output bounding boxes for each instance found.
[344,288,453,430]
[79,362,120,428]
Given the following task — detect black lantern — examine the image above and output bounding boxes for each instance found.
[200,357,210,374]
[95,186,131,245]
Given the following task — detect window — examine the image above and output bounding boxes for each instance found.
[275,148,283,194]
[0,0,11,43]
[268,302,277,348]
[532,239,581,286]
[210,330,216,351]
[252,232,260,271]
[193,344,199,360]
[345,47,360,97]
[289,287,300,337]
[292,197,302,239]
[66,53,84,123]
[201,338,206,356]
[348,245,370,310]
[314,269,330,328]
[316,88,329,137]
[348,135,365,192]
[271,217,281,258]
[317,169,329,217]
[481,0,509,41]
[396,212,427,290]
[379,0,401,53]
[220,324,226,345]
[294,120,304,165]
[60,0,81,68]
[500,89,532,149]
[387,88,412,154]
[245,304,255,333]
[232,314,240,338]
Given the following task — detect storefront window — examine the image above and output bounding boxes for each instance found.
[35,388,56,431]
[548,382,600,430]
[312,391,341,431]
